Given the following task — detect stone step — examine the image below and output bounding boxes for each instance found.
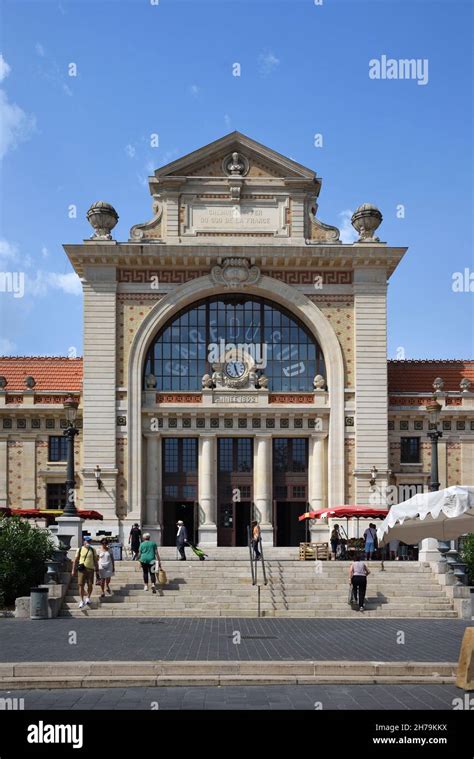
[59,608,458,618]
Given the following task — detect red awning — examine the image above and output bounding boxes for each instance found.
[298,505,389,522]
[0,508,103,521]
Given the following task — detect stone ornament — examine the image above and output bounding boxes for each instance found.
[257,374,269,388]
[25,376,36,389]
[211,258,261,289]
[129,200,163,241]
[433,377,445,392]
[314,374,326,390]
[351,204,383,242]
[308,204,340,243]
[460,378,471,392]
[202,374,213,389]
[0,376,7,389]
[145,373,157,389]
[223,151,249,177]
[86,201,119,240]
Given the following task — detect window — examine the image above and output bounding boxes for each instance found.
[144,295,325,392]
[48,436,68,462]
[400,437,420,464]
[237,439,252,472]
[162,439,198,500]
[163,439,179,472]
[292,485,306,499]
[46,483,67,509]
[273,439,289,472]
[292,439,307,472]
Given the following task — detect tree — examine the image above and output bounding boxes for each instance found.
[460,534,474,585]
[0,516,54,607]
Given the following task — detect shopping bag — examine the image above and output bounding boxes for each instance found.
[158,568,167,585]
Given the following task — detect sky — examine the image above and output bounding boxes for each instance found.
[0,0,473,360]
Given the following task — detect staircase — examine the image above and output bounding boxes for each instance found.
[60,554,457,618]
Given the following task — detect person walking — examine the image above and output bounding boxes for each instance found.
[128,523,142,560]
[363,523,378,560]
[330,524,341,560]
[349,553,370,611]
[72,535,99,609]
[176,520,188,561]
[138,533,161,593]
[97,538,115,597]
[251,520,261,560]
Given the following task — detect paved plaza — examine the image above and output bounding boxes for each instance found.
[1,684,463,711]
[0,618,469,663]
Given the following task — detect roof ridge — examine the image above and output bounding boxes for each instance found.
[0,356,83,360]
[388,359,473,364]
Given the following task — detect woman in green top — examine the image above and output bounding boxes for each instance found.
[138,533,162,594]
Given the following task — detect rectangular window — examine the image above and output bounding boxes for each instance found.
[48,436,68,462]
[237,439,252,472]
[292,439,308,472]
[219,439,233,472]
[164,439,179,472]
[292,485,306,499]
[273,439,289,472]
[182,439,197,470]
[275,485,287,499]
[46,483,67,509]
[400,437,421,464]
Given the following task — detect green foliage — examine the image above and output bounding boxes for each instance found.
[460,533,474,585]
[0,516,55,607]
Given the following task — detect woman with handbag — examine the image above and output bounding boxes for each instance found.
[97,538,115,597]
[138,533,162,594]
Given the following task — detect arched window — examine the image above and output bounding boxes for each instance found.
[143,295,326,392]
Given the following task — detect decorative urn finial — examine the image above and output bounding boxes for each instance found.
[432,377,445,393]
[460,377,471,393]
[351,204,383,242]
[86,201,119,240]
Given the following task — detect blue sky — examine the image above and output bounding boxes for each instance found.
[0,0,473,359]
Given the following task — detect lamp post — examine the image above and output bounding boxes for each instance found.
[63,396,79,516]
[426,397,442,492]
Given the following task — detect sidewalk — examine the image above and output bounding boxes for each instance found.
[0,618,470,662]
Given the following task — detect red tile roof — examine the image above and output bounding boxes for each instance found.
[0,357,83,392]
[388,360,474,393]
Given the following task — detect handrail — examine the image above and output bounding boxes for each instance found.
[247,525,256,585]
[258,535,268,586]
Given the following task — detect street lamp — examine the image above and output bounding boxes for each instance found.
[63,396,79,516]
[426,397,442,492]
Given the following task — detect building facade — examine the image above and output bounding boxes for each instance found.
[1,133,473,546]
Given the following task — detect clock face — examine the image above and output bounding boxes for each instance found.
[225,360,246,379]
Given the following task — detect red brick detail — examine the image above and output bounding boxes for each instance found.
[263,270,352,285]
[389,396,462,406]
[119,270,207,284]
[156,393,202,403]
[269,394,314,404]
[34,395,76,404]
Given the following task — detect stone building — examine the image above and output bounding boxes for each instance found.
[0,132,473,547]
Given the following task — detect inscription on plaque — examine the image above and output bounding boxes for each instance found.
[189,203,282,234]
[214,395,259,404]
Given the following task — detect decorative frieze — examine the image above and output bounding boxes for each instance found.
[263,270,352,285]
[269,394,314,404]
[156,393,202,404]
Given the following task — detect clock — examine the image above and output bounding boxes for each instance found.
[225,360,246,379]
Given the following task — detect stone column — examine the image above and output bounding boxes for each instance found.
[144,434,162,545]
[419,538,441,563]
[254,434,273,545]
[22,440,36,509]
[0,440,8,508]
[198,435,217,547]
[308,434,328,543]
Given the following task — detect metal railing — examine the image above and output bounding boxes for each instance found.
[247,525,268,617]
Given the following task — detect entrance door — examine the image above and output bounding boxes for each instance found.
[217,438,253,547]
[162,502,197,547]
[275,502,308,546]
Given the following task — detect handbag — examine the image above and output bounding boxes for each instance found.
[77,546,91,572]
[158,568,167,585]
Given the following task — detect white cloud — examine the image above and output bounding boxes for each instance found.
[224,113,231,129]
[0,337,16,356]
[27,271,82,297]
[0,238,19,263]
[189,84,200,97]
[0,54,11,82]
[35,42,45,57]
[258,50,280,76]
[339,210,358,244]
[0,90,36,159]
[62,82,73,97]
[125,144,136,158]
[41,246,49,258]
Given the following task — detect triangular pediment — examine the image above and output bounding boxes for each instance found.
[153,131,318,182]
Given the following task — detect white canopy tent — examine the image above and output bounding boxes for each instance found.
[377,485,474,546]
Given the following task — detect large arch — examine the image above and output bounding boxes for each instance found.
[127,274,345,521]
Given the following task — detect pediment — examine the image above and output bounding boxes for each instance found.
[153,131,319,183]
